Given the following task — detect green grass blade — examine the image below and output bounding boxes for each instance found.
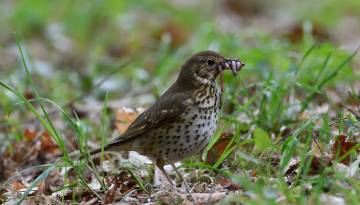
[0,81,54,157]
[292,115,329,143]
[14,33,62,145]
[316,46,360,91]
[295,39,317,76]
[127,167,146,193]
[314,51,331,83]
[294,122,313,185]
[101,91,109,180]
[280,136,298,169]
[293,80,321,93]
[212,145,238,170]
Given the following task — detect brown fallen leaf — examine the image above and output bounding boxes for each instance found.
[201,133,247,165]
[24,129,61,154]
[332,135,360,166]
[104,178,121,204]
[13,181,27,190]
[0,186,8,198]
[104,176,112,187]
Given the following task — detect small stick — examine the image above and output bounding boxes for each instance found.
[166,158,196,205]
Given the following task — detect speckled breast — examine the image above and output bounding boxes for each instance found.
[137,82,220,162]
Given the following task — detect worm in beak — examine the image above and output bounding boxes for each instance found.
[217,58,245,92]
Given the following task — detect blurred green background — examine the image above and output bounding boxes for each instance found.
[1,0,359,143]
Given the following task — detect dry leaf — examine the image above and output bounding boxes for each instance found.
[104,178,121,204]
[201,133,246,165]
[104,176,112,187]
[14,181,27,190]
[24,129,61,154]
[332,135,360,166]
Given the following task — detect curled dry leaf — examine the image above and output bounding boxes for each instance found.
[332,135,360,166]
[104,178,121,204]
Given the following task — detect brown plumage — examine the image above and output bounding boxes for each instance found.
[83,50,245,186]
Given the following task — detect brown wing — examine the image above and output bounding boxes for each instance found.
[108,92,191,145]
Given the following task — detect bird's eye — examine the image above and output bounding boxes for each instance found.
[207,59,214,65]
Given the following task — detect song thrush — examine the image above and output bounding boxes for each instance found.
[83,50,245,186]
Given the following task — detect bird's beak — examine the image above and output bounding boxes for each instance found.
[217,58,245,92]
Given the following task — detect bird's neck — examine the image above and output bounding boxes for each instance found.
[176,67,218,93]
[191,80,220,109]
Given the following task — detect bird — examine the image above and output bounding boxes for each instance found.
[82,50,245,187]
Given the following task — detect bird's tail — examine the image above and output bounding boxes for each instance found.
[79,144,110,160]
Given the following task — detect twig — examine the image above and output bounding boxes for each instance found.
[166,158,196,205]
[328,119,342,127]
[117,184,136,198]
[0,59,134,130]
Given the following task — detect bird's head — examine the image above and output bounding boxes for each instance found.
[180,50,245,92]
